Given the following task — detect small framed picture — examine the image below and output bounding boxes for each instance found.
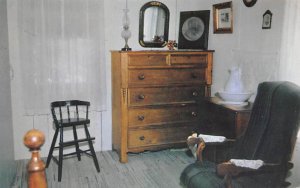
[262,10,272,29]
[213,1,233,34]
[178,10,210,50]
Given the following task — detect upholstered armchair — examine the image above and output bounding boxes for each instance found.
[180,82,300,188]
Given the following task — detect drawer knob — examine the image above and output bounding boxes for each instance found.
[138,74,145,80]
[191,112,197,117]
[139,136,145,141]
[191,73,197,79]
[138,94,145,100]
[138,115,145,121]
[192,91,199,97]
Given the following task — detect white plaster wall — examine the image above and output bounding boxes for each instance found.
[0,0,15,186]
[7,0,107,160]
[208,0,283,96]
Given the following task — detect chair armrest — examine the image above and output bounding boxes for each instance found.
[187,134,235,162]
[257,161,293,176]
[205,139,236,145]
[217,161,294,177]
[187,133,235,146]
[217,162,257,177]
[217,161,294,188]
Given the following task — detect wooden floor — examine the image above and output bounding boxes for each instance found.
[12,149,195,188]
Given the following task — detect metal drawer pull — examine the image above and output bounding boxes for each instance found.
[138,115,145,121]
[192,91,199,96]
[139,136,145,141]
[138,74,145,80]
[138,94,145,100]
[192,112,197,117]
[191,73,197,78]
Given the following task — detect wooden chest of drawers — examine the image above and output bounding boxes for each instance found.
[111,50,214,163]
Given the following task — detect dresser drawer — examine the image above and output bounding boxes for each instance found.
[170,54,208,65]
[128,105,201,128]
[128,125,198,148]
[128,86,205,106]
[128,54,167,66]
[128,68,206,86]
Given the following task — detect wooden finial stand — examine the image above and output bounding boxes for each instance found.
[24,129,47,188]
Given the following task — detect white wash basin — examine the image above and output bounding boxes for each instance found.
[218,91,253,102]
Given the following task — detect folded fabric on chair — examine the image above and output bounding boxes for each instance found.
[199,134,226,143]
[229,159,264,169]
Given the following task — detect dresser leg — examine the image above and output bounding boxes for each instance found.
[120,151,128,163]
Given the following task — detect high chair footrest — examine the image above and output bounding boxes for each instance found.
[60,137,95,147]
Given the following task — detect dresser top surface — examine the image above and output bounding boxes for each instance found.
[111,50,215,53]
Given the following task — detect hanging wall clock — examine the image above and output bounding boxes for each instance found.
[243,0,257,7]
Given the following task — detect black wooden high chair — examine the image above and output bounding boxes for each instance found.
[45,100,100,182]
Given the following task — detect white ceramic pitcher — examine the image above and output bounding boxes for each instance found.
[224,67,245,93]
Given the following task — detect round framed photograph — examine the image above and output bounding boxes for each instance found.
[181,17,205,41]
[243,0,257,7]
[178,10,210,50]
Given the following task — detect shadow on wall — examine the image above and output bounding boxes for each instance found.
[231,49,279,100]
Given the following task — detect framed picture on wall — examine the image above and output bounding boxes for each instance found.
[262,10,272,29]
[213,1,233,33]
[178,10,210,50]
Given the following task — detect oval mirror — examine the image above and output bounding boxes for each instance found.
[139,1,170,48]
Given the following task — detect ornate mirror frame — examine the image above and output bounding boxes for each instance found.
[139,1,170,48]
[243,0,257,7]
